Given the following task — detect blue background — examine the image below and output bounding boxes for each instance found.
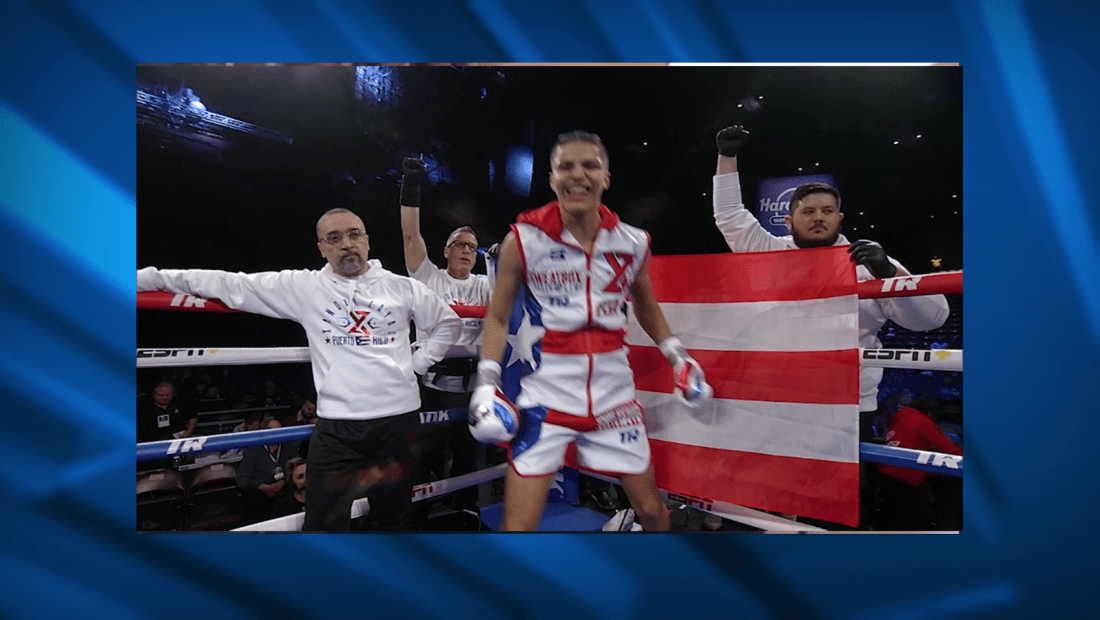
[1,1,1097,618]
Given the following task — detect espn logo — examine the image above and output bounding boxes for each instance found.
[862,349,952,362]
[137,348,209,359]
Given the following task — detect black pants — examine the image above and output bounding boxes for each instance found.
[302,413,418,532]
[412,386,480,513]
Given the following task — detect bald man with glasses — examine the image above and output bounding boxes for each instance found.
[137,207,462,531]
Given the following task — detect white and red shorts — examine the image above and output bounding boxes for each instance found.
[508,399,651,477]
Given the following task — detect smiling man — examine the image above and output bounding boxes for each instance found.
[137,207,462,531]
[467,130,713,532]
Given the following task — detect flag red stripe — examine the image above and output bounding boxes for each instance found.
[630,346,859,404]
[648,249,856,303]
[649,439,860,527]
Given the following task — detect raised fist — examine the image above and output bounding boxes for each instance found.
[716,125,749,157]
[402,157,425,179]
[400,157,424,207]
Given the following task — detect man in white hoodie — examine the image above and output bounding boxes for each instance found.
[711,125,950,442]
[137,208,462,531]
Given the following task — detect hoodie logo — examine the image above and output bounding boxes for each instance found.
[321,297,398,346]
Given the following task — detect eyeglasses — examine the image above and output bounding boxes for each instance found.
[447,241,478,253]
[320,229,366,246]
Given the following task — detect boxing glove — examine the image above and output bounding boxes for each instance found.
[658,336,714,405]
[467,360,519,443]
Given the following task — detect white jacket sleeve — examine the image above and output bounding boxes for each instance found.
[137,267,306,322]
[406,278,463,374]
[874,258,951,332]
[713,172,789,252]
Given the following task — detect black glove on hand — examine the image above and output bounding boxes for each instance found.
[400,157,425,207]
[848,239,898,279]
[716,125,749,157]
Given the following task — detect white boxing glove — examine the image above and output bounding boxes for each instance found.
[467,360,519,444]
[658,337,714,405]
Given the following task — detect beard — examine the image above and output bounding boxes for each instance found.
[792,228,841,249]
[335,253,365,276]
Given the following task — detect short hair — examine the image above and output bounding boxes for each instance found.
[790,183,841,213]
[446,226,478,246]
[315,208,361,238]
[286,457,307,477]
[551,130,610,170]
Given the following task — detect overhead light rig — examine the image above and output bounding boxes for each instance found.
[137,87,293,145]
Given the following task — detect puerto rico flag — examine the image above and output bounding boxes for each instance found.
[628,246,860,527]
[497,246,860,526]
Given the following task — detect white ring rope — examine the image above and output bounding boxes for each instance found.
[139,346,962,371]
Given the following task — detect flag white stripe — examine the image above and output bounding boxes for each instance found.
[640,391,858,463]
[626,296,858,352]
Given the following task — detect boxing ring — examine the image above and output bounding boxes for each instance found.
[137,271,962,532]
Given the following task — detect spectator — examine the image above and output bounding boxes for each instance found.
[272,457,308,518]
[235,419,299,523]
[875,395,963,530]
[137,380,197,443]
[233,410,265,433]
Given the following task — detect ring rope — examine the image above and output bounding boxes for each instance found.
[231,464,509,532]
[138,345,962,371]
[137,291,489,317]
[137,420,961,477]
[136,270,963,315]
[582,469,826,532]
[857,270,962,299]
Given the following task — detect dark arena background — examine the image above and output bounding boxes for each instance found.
[1,2,1098,619]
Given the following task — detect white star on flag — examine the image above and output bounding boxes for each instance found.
[505,307,545,370]
[550,472,565,496]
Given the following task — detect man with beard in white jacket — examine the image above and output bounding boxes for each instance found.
[710,125,950,442]
[137,208,462,531]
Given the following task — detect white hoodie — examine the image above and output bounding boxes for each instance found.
[138,260,462,420]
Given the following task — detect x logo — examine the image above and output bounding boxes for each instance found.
[348,310,372,335]
[603,253,634,293]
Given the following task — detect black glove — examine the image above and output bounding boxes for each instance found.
[400,157,424,207]
[848,239,898,279]
[716,125,749,157]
